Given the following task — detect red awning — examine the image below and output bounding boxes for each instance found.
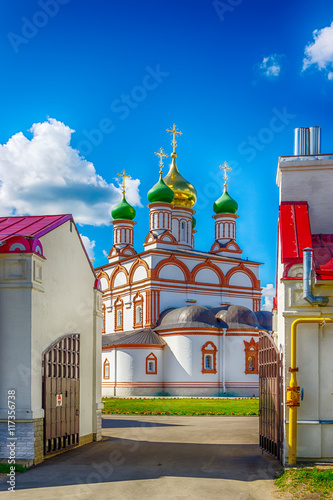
[279,202,333,280]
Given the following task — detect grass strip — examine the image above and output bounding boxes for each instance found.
[275,467,333,499]
[102,397,258,415]
[0,463,27,473]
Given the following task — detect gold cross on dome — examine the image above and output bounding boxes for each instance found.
[166,123,182,153]
[219,161,231,188]
[154,147,168,175]
[117,169,131,196]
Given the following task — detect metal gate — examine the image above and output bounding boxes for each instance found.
[259,331,283,461]
[42,334,80,455]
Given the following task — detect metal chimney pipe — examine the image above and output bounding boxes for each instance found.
[302,248,328,306]
[309,126,321,155]
[294,128,309,155]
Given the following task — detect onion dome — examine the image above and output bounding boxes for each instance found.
[163,153,197,208]
[213,188,238,214]
[147,175,174,204]
[192,216,196,229]
[111,196,136,220]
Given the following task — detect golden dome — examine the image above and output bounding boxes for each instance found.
[163,153,197,208]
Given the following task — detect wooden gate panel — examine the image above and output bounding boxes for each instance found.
[259,331,283,461]
[42,334,80,455]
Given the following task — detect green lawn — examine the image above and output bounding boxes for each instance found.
[102,397,258,415]
[275,467,333,499]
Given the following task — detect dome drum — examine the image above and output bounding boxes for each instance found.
[112,219,136,247]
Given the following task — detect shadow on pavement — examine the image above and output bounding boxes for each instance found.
[0,437,282,491]
[102,418,182,428]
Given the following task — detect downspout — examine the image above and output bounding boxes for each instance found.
[114,348,117,397]
[222,328,226,394]
[218,330,222,396]
[287,317,333,465]
[302,248,328,306]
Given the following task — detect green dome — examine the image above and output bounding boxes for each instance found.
[192,216,196,229]
[213,189,238,214]
[111,196,136,220]
[147,176,174,204]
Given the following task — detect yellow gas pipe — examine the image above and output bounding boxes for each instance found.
[288,318,333,465]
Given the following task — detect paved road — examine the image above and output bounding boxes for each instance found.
[0,416,281,499]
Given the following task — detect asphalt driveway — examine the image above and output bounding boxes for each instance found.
[0,416,281,499]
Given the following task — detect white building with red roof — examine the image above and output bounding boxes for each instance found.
[275,127,333,463]
[0,215,103,465]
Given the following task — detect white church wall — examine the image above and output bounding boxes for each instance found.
[100,276,109,292]
[223,294,253,309]
[224,335,259,396]
[102,348,164,397]
[177,257,202,272]
[132,265,148,282]
[163,336,193,382]
[159,264,185,281]
[214,262,238,275]
[229,272,252,287]
[162,334,222,396]
[160,291,187,311]
[114,271,127,287]
[195,268,220,284]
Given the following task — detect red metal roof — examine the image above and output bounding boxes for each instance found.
[279,202,333,280]
[0,215,72,243]
[279,202,312,263]
[312,234,333,280]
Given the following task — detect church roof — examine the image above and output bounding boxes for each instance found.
[217,305,261,329]
[155,305,272,331]
[156,305,228,330]
[0,214,72,242]
[102,328,166,347]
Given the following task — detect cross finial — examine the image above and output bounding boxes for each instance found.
[117,169,131,197]
[154,147,168,175]
[219,161,232,189]
[166,123,182,153]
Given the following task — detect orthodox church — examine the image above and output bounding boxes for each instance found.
[97,124,272,397]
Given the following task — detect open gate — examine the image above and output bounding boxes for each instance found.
[42,334,80,455]
[259,331,283,461]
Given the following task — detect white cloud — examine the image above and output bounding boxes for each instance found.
[258,54,284,78]
[261,283,275,311]
[0,118,142,225]
[80,234,95,260]
[102,249,108,258]
[303,22,333,79]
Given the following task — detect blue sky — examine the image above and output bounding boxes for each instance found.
[1,0,333,306]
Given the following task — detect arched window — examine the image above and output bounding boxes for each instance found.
[201,341,217,374]
[146,353,157,374]
[114,297,124,332]
[133,292,144,328]
[244,338,259,374]
[136,305,142,323]
[102,303,106,334]
[180,221,186,241]
[103,358,110,379]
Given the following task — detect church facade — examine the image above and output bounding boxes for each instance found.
[97,125,271,397]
